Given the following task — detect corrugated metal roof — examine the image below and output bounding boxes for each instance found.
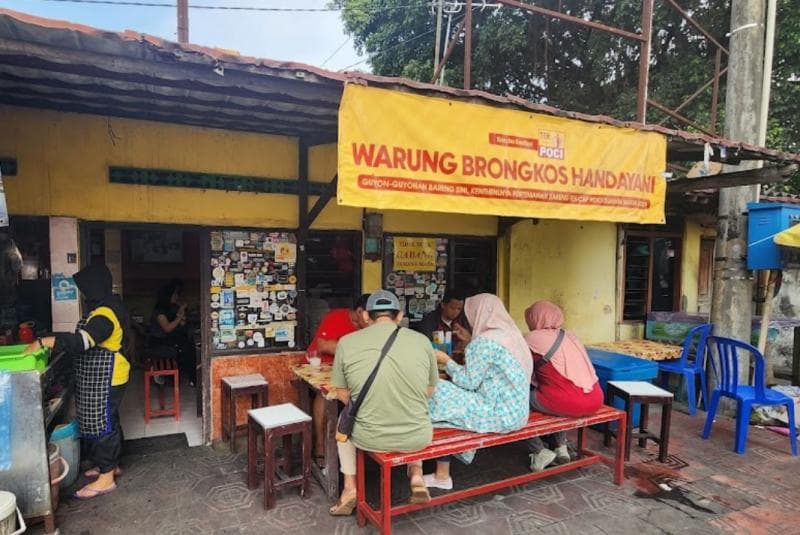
[0,7,798,166]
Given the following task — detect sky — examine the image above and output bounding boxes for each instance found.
[0,0,368,71]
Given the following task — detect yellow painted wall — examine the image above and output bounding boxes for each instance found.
[1,106,300,227]
[507,219,617,343]
[682,218,702,313]
[2,107,497,293]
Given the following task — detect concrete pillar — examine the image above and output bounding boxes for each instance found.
[711,0,765,382]
[49,217,80,331]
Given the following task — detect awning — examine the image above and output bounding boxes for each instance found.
[774,225,800,248]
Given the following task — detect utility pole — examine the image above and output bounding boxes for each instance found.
[177,0,189,43]
[434,0,444,84]
[710,0,766,384]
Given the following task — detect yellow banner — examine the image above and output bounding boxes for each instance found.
[393,236,437,272]
[337,85,667,223]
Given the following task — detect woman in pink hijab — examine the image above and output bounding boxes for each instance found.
[525,301,603,472]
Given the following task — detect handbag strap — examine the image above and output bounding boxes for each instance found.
[350,325,401,416]
[538,329,566,367]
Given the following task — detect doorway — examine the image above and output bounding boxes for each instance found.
[305,231,361,339]
[84,223,203,446]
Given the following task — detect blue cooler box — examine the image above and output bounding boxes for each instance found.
[588,348,659,429]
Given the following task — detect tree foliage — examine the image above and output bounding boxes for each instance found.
[334,0,799,162]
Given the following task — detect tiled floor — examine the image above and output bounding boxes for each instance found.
[119,369,203,447]
[39,404,800,534]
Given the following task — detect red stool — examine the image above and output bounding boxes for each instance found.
[221,374,269,453]
[144,358,180,424]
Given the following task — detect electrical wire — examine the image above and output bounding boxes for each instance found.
[338,13,464,71]
[42,0,431,12]
[320,36,351,67]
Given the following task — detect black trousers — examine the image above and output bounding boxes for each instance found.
[86,384,126,473]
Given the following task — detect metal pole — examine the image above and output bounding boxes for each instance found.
[434,0,444,84]
[757,0,777,383]
[636,0,654,123]
[177,0,189,43]
[441,13,453,85]
[464,0,473,90]
[758,0,776,148]
[710,48,723,133]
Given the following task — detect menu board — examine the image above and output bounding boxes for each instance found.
[209,230,298,351]
[383,236,448,323]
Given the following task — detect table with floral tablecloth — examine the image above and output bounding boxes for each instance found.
[291,363,336,399]
[290,363,340,501]
[588,339,683,361]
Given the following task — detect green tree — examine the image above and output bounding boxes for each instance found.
[335,0,799,162]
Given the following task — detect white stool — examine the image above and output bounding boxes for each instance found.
[246,403,312,509]
[604,380,673,462]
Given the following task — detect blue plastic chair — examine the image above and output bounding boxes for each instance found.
[658,323,713,416]
[702,336,797,456]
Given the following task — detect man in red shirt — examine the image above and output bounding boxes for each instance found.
[308,294,370,462]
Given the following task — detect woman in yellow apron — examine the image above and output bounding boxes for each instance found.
[27,264,130,499]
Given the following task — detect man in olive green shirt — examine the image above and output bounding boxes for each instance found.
[329,290,438,515]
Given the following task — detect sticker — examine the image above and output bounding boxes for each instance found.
[221,290,235,308]
[287,312,296,321]
[231,251,240,262]
[288,340,296,348]
[235,240,245,248]
[211,293,220,303]
[246,339,255,347]
[211,311,220,320]
[52,273,78,302]
[277,291,288,301]
[275,326,292,342]
[238,341,246,349]
[224,272,235,287]
[210,302,221,309]
[247,313,258,324]
[386,273,397,285]
[210,232,224,251]
[288,275,297,284]
[405,288,415,296]
[214,267,226,282]
[274,312,284,321]
[275,243,297,263]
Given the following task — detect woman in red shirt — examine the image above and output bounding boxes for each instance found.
[525,301,603,472]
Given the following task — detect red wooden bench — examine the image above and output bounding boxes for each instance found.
[356,405,627,534]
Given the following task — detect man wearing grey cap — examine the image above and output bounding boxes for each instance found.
[329,290,439,515]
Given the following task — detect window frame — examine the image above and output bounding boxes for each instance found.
[620,229,683,322]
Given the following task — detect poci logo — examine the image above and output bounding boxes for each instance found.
[537,130,566,160]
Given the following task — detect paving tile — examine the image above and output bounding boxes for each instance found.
[35,408,800,535]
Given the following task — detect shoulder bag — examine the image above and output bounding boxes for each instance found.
[537,329,566,368]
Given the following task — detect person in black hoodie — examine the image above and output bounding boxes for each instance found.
[26,264,130,499]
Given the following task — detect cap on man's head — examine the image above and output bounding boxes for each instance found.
[366,290,401,312]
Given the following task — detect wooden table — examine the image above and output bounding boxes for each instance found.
[588,339,683,361]
[291,364,339,503]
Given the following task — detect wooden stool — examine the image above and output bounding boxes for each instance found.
[604,380,673,462]
[247,403,312,510]
[221,374,269,453]
[144,358,180,424]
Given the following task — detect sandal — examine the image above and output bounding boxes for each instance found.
[84,466,122,478]
[409,484,431,504]
[328,493,357,516]
[74,483,117,500]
